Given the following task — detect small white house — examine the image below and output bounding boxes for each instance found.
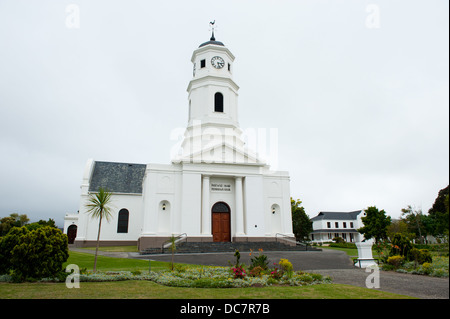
[64,31,294,250]
[310,210,365,243]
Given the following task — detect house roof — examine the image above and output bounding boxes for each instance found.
[89,161,147,194]
[311,229,359,234]
[310,210,362,222]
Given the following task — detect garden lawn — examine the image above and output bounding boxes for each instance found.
[0,251,415,299]
[63,251,171,272]
[0,281,413,299]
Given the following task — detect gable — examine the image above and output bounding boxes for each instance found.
[177,140,265,166]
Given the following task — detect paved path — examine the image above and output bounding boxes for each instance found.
[70,247,449,299]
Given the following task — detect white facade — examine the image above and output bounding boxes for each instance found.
[65,34,294,250]
[310,210,364,243]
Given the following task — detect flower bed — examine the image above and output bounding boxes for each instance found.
[74,266,331,288]
[381,256,449,277]
[0,251,333,287]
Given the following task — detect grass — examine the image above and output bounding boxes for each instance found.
[81,245,138,252]
[0,250,415,299]
[0,281,413,299]
[63,251,169,272]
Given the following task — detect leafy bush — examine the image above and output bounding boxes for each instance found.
[249,249,269,270]
[279,258,293,272]
[249,266,264,277]
[387,255,404,269]
[279,258,294,278]
[269,264,283,280]
[390,234,413,259]
[0,226,68,282]
[410,248,432,265]
[420,262,433,275]
[231,266,246,279]
[329,242,357,249]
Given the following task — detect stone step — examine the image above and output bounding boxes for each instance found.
[140,241,320,255]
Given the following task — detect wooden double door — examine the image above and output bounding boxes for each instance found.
[211,202,231,242]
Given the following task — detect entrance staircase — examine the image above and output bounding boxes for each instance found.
[140,240,321,255]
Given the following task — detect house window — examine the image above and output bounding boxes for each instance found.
[214,92,224,112]
[327,222,331,228]
[335,222,339,228]
[343,222,347,228]
[350,222,354,228]
[228,63,231,71]
[342,233,347,240]
[117,209,129,233]
[200,59,206,68]
[328,233,333,239]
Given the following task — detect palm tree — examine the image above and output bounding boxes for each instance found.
[85,187,113,272]
[169,234,177,271]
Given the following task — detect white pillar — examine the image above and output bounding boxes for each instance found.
[202,175,211,235]
[235,176,245,236]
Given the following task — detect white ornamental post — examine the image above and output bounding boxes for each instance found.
[355,238,377,268]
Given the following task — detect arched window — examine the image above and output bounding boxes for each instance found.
[117,209,129,233]
[214,92,223,112]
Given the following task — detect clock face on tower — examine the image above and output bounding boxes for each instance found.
[211,56,225,69]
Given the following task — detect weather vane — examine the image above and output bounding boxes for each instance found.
[209,20,216,41]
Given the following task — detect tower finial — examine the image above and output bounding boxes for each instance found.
[209,20,216,41]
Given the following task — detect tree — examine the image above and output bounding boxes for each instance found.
[0,213,29,236]
[387,219,414,240]
[85,187,114,272]
[357,206,391,243]
[401,205,430,243]
[291,198,312,241]
[428,185,449,236]
[0,226,68,282]
[25,218,57,231]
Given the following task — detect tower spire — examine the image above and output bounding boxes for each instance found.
[209,20,216,41]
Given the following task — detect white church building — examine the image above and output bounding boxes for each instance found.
[64,30,294,250]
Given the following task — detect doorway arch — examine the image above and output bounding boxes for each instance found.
[67,225,77,244]
[211,202,231,242]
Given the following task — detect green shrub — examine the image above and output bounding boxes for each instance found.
[387,255,404,269]
[249,266,264,277]
[329,242,356,249]
[0,226,69,282]
[0,226,28,274]
[420,262,433,275]
[390,234,413,259]
[249,249,269,270]
[410,248,432,265]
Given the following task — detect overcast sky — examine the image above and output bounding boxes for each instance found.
[0,0,448,228]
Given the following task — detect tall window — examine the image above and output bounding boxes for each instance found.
[117,209,129,233]
[214,92,223,112]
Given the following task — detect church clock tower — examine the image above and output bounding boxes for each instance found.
[175,25,262,165]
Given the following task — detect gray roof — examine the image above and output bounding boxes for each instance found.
[199,40,225,47]
[311,229,359,234]
[89,161,146,194]
[310,210,362,222]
